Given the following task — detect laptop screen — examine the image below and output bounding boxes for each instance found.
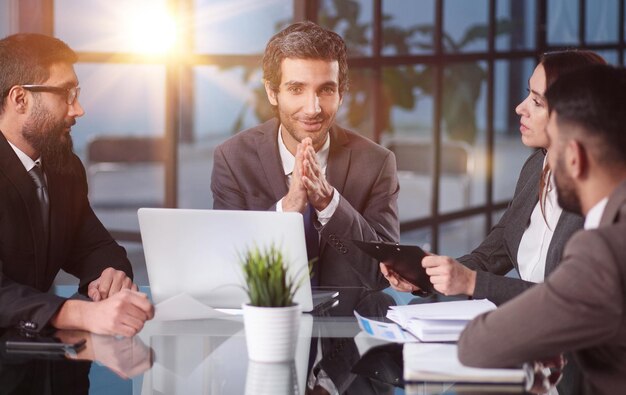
[138,208,313,311]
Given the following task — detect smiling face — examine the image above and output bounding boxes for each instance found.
[21,62,84,172]
[515,64,550,149]
[265,57,343,154]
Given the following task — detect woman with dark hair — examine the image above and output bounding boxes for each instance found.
[382,50,607,304]
[383,50,606,395]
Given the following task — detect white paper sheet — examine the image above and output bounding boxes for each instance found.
[354,310,418,343]
[153,293,234,321]
[386,299,497,342]
[388,299,496,326]
[404,343,529,384]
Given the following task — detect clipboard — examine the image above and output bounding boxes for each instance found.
[352,240,433,294]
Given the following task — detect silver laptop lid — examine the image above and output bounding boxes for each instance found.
[138,208,313,311]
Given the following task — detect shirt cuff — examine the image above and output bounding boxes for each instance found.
[276,198,283,212]
[316,188,339,226]
[317,369,339,395]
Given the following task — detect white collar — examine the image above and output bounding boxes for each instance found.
[584,197,609,230]
[277,125,330,176]
[7,140,41,172]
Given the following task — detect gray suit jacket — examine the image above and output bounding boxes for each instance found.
[458,149,584,305]
[458,180,626,395]
[210,119,400,290]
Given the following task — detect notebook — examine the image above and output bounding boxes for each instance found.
[138,208,314,312]
[387,299,496,342]
[403,343,529,385]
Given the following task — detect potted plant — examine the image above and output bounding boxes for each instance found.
[241,244,305,362]
[245,360,298,394]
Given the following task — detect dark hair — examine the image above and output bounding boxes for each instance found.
[537,50,607,217]
[262,21,348,95]
[540,50,607,90]
[546,64,626,169]
[0,33,77,113]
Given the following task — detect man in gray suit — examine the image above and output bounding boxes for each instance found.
[458,65,626,394]
[211,21,400,289]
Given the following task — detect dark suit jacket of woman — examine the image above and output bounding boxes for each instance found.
[457,149,584,305]
[0,131,132,332]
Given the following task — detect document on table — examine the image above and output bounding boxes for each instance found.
[354,310,418,343]
[403,343,530,385]
[387,299,496,342]
[153,293,234,321]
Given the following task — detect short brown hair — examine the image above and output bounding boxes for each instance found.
[262,21,348,95]
[0,33,77,113]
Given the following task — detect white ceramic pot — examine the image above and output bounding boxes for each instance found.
[242,303,301,362]
[244,360,298,395]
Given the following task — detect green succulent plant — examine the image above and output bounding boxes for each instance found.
[241,244,306,307]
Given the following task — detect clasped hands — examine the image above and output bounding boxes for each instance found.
[282,137,334,213]
[88,266,137,301]
[528,354,565,394]
[80,268,154,337]
[380,255,477,296]
[57,329,153,379]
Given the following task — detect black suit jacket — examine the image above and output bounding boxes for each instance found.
[211,119,400,290]
[457,149,584,305]
[0,131,132,331]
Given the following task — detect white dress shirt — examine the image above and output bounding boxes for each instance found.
[517,163,563,283]
[7,140,42,173]
[584,197,608,230]
[276,127,340,394]
[275,126,340,225]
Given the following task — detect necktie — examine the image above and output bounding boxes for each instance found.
[29,162,49,235]
[303,204,320,285]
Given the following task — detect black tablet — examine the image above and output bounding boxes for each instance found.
[352,240,433,293]
[5,334,86,356]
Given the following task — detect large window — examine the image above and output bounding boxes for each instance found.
[3,0,625,276]
[315,0,625,253]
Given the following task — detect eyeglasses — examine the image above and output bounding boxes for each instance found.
[21,85,81,105]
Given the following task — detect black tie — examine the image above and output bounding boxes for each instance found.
[303,204,320,285]
[29,162,49,235]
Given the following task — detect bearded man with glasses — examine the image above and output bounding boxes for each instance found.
[0,33,153,337]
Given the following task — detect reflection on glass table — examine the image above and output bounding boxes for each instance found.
[0,328,152,394]
[3,286,559,394]
[60,331,153,379]
[141,287,394,395]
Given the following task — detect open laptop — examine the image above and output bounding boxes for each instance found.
[138,208,316,312]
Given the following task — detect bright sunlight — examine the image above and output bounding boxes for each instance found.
[125,6,178,54]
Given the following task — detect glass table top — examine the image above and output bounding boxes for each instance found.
[1,287,540,395]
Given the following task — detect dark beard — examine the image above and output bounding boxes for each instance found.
[554,156,583,215]
[21,100,76,176]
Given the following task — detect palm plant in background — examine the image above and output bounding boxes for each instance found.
[229,0,511,144]
[319,0,511,144]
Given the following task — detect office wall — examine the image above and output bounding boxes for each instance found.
[0,0,13,37]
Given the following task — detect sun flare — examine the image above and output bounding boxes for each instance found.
[125,7,178,54]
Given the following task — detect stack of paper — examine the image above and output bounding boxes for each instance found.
[404,343,529,385]
[387,299,496,342]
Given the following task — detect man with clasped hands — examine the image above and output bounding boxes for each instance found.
[211,22,400,289]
